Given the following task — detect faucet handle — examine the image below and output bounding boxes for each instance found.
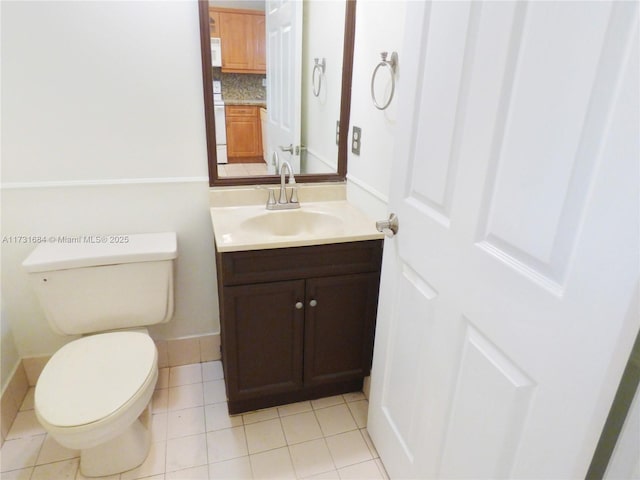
[266,189,277,208]
[289,186,299,204]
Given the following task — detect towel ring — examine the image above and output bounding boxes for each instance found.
[312,58,326,97]
[371,51,398,110]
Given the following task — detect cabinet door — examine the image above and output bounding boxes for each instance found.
[252,15,266,72]
[225,106,260,158]
[223,280,305,401]
[219,12,252,70]
[208,9,220,37]
[304,273,380,387]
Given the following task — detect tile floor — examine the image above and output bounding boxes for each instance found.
[218,163,268,178]
[0,361,388,480]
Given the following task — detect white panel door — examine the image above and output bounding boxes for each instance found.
[368,1,639,478]
[266,0,302,173]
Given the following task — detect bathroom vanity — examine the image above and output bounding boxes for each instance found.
[217,240,382,413]
[210,187,384,413]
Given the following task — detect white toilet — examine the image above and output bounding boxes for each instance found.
[22,232,177,477]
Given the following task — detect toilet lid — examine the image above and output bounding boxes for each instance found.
[35,331,157,428]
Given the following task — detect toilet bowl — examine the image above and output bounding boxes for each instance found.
[35,331,158,476]
[22,232,177,477]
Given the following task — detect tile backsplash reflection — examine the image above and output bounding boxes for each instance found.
[213,68,266,102]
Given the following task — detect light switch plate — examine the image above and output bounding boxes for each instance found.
[351,126,362,155]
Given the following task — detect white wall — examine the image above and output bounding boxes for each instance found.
[345,0,406,219]
[1,1,219,357]
[1,305,21,391]
[210,0,264,11]
[300,0,345,174]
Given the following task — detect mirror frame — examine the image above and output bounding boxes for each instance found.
[198,0,356,187]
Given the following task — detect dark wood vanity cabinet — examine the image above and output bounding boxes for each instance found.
[216,240,383,414]
[303,273,380,387]
[222,280,305,402]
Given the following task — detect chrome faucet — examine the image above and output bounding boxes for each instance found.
[278,161,296,203]
[266,159,299,210]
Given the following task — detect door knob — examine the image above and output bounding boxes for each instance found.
[376,213,399,237]
[279,144,294,153]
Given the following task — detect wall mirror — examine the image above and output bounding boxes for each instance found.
[198,0,355,186]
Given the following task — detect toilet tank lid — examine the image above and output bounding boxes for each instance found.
[22,232,177,273]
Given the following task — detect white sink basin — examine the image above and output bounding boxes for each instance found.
[240,210,344,237]
[210,200,384,252]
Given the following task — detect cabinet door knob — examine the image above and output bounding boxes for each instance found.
[295,301,303,310]
[309,299,318,307]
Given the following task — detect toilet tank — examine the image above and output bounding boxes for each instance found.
[22,233,177,335]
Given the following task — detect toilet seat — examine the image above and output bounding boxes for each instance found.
[35,331,157,428]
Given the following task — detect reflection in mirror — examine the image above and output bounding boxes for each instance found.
[199,0,355,186]
[300,1,346,175]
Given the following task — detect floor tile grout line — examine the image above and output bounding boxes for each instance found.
[32,433,48,473]
[240,420,252,473]
[336,456,385,477]
[375,456,391,480]
[161,390,170,479]
[318,435,339,477]
[358,428,378,461]
[246,444,257,480]
[199,374,208,477]
[282,436,298,480]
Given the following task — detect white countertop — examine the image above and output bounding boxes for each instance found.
[210,200,384,252]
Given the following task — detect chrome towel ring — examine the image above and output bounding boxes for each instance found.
[312,58,326,97]
[371,51,398,110]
